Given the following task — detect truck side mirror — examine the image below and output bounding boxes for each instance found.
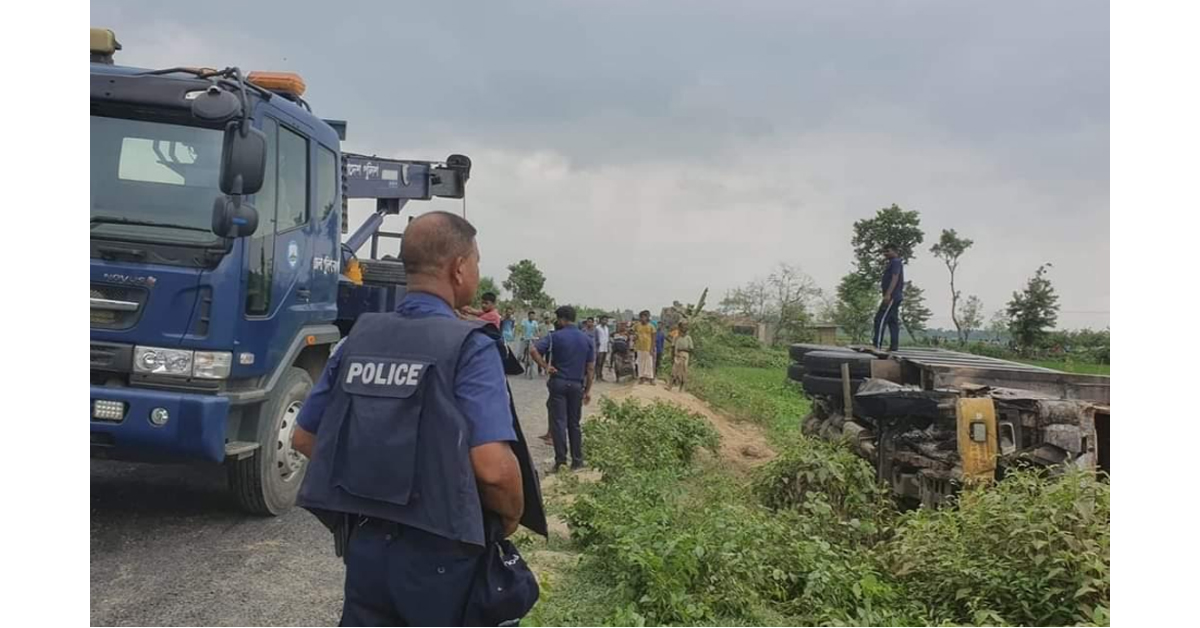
[212,195,259,238]
[220,122,267,196]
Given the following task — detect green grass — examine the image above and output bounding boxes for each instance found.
[686,365,810,444]
[524,562,631,627]
[522,365,1108,626]
[1018,359,1110,375]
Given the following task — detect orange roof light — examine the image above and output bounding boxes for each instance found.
[247,71,306,97]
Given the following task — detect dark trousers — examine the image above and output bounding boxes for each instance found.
[340,520,482,626]
[548,377,584,468]
[874,300,901,352]
[595,352,607,380]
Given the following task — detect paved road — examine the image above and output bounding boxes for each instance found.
[90,371,618,626]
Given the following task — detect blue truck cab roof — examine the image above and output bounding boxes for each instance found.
[90,62,343,150]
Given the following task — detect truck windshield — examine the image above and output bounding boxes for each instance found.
[91,115,223,245]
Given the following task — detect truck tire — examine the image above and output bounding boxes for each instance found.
[229,367,313,516]
[787,363,805,382]
[802,373,863,398]
[788,343,851,363]
[360,258,407,285]
[803,350,875,378]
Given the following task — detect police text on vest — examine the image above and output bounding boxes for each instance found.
[345,361,425,386]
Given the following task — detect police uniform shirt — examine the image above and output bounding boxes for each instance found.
[296,292,517,447]
[533,324,595,383]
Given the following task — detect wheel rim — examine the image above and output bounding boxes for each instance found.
[275,401,305,483]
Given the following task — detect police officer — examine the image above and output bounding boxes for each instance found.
[530,305,595,472]
[291,211,528,626]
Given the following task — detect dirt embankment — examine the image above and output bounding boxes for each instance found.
[520,380,776,581]
[604,383,776,473]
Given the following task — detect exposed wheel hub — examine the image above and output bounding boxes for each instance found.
[275,401,305,482]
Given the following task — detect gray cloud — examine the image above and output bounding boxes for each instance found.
[92,0,1109,328]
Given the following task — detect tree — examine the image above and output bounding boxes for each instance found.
[900,281,933,342]
[1006,264,1060,350]
[851,204,925,277]
[503,259,554,310]
[930,229,975,343]
[472,276,501,308]
[722,264,820,345]
[767,263,821,345]
[958,294,984,342]
[719,280,770,320]
[987,310,1009,342]
[834,272,878,343]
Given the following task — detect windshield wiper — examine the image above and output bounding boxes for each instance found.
[91,216,210,233]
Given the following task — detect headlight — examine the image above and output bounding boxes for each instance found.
[193,351,232,379]
[133,346,233,380]
[134,346,193,376]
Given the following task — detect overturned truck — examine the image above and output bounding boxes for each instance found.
[788,345,1110,508]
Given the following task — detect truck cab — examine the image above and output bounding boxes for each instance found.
[89,28,469,514]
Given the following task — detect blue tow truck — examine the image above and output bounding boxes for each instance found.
[89,28,472,514]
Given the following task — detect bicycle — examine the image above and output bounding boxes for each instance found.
[520,337,537,379]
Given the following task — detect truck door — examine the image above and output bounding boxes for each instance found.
[308,142,341,310]
[241,116,318,369]
[269,119,313,312]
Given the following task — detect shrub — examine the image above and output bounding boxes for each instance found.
[558,385,1110,626]
[584,398,720,477]
[752,437,892,532]
[886,468,1110,625]
[564,401,923,625]
[688,318,790,370]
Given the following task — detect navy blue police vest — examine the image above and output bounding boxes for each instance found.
[297,312,490,547]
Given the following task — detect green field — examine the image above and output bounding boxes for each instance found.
[1018,359,1110,375]
[686,365,810,443]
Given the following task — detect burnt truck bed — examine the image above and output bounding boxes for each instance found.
[860,347,1110,405]
[799,347,1110,507]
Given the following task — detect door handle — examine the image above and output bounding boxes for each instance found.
[297,288,311,302]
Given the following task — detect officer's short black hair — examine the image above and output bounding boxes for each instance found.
[883,243,899,252]
[482,292,497,304]
[400,211,477,277]
[555,305,577,322]
[528,310,536,316]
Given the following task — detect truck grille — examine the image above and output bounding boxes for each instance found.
[91,284,147,330]
[91,341,132,372]
[91,341,133,386]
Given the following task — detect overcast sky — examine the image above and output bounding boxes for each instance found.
[92,0,1109,329]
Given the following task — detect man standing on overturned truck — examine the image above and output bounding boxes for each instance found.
[874,243,904,353]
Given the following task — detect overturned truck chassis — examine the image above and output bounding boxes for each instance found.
[802,349,1109,508]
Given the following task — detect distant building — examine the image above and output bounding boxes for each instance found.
[809,323,839,345]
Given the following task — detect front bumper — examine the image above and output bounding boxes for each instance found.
[90,386,230,463]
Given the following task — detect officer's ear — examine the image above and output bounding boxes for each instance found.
[450,250,475,287]
[450,255,466,284]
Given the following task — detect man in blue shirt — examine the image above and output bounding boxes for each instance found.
[500,308,516,354]
[530,305,595,471]
[874,243,904,352]
[290,211,529,625]
[654,323,666,375]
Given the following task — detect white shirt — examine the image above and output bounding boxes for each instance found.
[595,324,610,348]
